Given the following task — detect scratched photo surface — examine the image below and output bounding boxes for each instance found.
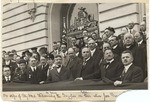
[2,2,148,100]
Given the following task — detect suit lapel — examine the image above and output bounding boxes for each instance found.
[3,76,7,83]
[100,63,106,78]
[82,58,92,71]
[59,66,66,76]
[52,68,60,77]
[92,48,97,57]
[68,57,77,69]
[105,60,114,70]
[123,64,134,80]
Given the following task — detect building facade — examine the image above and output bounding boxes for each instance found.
[2,3,146,55]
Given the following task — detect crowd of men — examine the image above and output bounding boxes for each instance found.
[2,21,147,86]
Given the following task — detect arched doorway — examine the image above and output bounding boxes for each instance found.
[47,3,99,51]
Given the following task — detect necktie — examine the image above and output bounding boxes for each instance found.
[6,77,9,82]
[105,62,110,69]
[83,61,86,66]
[42,65,44,69]
[130,29,132,34]
[47,69,50,77]
[33,67,36,71]
[121,68,126,80]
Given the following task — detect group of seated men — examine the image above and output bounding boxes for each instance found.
[2,21,147,86]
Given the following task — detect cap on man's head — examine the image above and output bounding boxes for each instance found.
[39,47,47,52]
[9,52,14,56]
[31,47,37,51]
[11,49,17,53]
[105,27,115,33]
[48,53,54,60]
[40,56,48,60]
[24,50,30,53]
[18,59,26,64]
[129,21,134,24]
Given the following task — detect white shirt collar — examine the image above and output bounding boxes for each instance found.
[5,60,10,65]
[85,57,90,62]
[60,51,67,57]
[57,67,61,73]
[76,52,79,56]
[126,45,131,48]
[124,63,133,73]
[54,65,62,73]
[41,63,47,68]
[138,40,143,45]
[113,45,118,49]
[90,48,96,56]
[5,76,11,81]
[30,66,36,71]
[106,59,114,64]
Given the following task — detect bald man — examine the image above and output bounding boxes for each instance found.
[122,33,137,57]
[66,48,82,80]
[75,47,101,80]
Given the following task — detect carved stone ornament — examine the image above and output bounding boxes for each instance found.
[28,3,37,22]
[68,7,98,33]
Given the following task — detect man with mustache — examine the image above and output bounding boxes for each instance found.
[100,49,124,83]
[114,50,143,86]
[45,55,70,82]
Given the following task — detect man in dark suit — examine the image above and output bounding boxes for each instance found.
[3,65,13,84]
[109,35,122,56]
[88,38,103,65]
[26,57,41,84]
[13,59,28,82]
[50,42,60,57]
[3,53,18,77]
[122,33,137,58]
[72,44,82,59]
[140,21,147,41]
[114,50,143,86]
[66,48,82,80]
[134,32,147,79]
[104,27,115,39]
[43,55,70,83]
[31,47,40,61]
[100,49,124,83]
[75,47,101,80]
[38,56,49,82]
[59,43,69,67]
[69,36,77,48]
